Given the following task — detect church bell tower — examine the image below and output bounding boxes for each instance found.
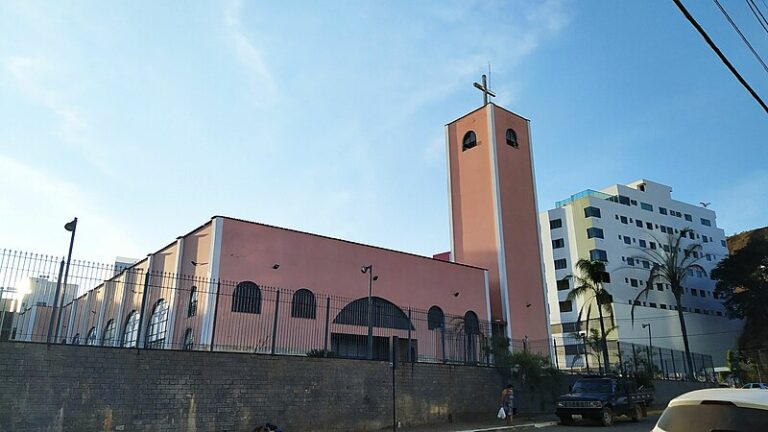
[445,75,550,351]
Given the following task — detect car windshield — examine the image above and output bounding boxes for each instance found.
[572,379,612,393]
[657,404,768,431]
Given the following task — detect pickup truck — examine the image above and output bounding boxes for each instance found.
[555,375,653,426]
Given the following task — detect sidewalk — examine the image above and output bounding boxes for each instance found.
[397,414,559,432]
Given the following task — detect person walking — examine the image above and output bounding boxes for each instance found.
[501,384,515,425]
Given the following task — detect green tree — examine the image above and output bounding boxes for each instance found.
[567,259,613,374]
[630,228,704,379]
[570,326,617,372]
[711,237,768,353]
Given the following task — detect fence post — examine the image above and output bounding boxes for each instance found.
[209,280,221,352]
[440,326,446,363]
[553,338,559,370]
[407,308,412,363]
[671,350,678,379]
[323,296,331,357]
[658,347,664,379]
[271,290,280,355]
[46,260,66,345]
[135,271,151,353]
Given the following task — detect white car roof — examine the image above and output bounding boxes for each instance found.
[669,389,768,411]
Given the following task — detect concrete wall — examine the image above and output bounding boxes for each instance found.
[0,342,504,432]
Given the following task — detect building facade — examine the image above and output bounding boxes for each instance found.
[540,179,743,368]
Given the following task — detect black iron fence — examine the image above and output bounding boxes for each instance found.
[0,249,495,365]
[551,333,716,381]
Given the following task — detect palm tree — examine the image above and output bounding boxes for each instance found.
[567,259,614,374]
[630,228,705,379]
[569,326,617,372]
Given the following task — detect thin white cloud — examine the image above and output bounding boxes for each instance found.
[0,155,143,262]
[4,56,112,174]
[223,0,277,103]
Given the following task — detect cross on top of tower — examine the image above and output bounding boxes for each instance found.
[473,74,496,106]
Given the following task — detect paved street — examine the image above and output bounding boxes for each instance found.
[546,414,659,432]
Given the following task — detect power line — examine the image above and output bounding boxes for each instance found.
[672,0,768,113]
[746,0,768,35]
[714,0,768,74]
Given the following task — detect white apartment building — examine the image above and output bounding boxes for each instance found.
[540,179,743,369]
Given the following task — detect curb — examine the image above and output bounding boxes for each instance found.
[455,421,559,432]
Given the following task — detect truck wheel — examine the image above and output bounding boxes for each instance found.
[631,404,642,422]
[600,407,614,427]
[559,416,574,425]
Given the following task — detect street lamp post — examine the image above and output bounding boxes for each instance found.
[642,323,653,376]
[54,217,78,342]
[361,265,378,360]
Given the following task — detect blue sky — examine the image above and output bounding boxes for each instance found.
[1,0,766,262]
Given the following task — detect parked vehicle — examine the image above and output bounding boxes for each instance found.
[555,375,653,426]
[741,382,768,389]
[653,388,768,431]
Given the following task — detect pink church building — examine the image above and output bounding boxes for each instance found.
[14,97,550,361]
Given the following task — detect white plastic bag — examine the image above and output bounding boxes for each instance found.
[497,407,506,419]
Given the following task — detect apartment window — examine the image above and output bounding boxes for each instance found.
[187,286,198,318]
[630,279,639,288]
[620,216,628,224]
[641,202,653,211]
[291,288,317,319]
[627,257,635,266]
[660,304,667,309]
[554,259,568,270]
[102,319,116,346]
[183,328,194,351]
[462,130,477,151]
[550,219,563,229]
[642,260,650,269]
[690,231,696,240]
[716,311,723,316]
[706,254,712,261]
[145,299,169,349]
[702,236,709,243]
[660,226,667,234]
[505,128,519,148]
[552,238,565,249]
[650,242,657,250]
[584,206,602,218]
[699,289,706,297]
[556,279,570,291]
[639,239,647,248]
[691,289,698,296]
[631,199,637,206]
[559,301,573,313]
[646,222,653,230]
[427,306,445,330]
[589,249,608,262]
[721,240,727,247]
[684,214,692,221]
[586,227,604,239]
[232,281,262,313]
[623,236,631,245]
[618,195,630,206]
[635,219,643,228]
[122,311,139,348]
[701,218,712,226]
[663,245,670,252]
[649,303,657,308]
[695,308,701,313]
[656,283,664,291]
[659,207,668,215]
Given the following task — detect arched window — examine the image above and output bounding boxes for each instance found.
[291,289,317,319]
[183,328,194,351]
[71,333,80,345]
[145,299,169,349]
[505,128,518,148]
[86,327,97,346]
[232,281,261,314]
[427,306,445,330]
[102,319,116,346]
[333,297,414,330]
[462,131,477,151]
[463,311,480,335]
[187,286,198,317]
[122,311,139,348]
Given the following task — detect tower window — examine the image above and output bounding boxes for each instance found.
[462,131,477,151]
[505,128,518,148]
